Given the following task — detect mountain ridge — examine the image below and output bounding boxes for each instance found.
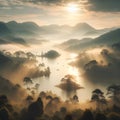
[58,28,120,52]
[0,21,119,45]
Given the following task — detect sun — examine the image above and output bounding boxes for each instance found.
[66,3,79,13]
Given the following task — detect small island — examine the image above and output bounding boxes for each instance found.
[41,50,60,59]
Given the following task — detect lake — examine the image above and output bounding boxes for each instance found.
[0,41,106,102]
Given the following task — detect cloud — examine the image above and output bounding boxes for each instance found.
[73,47,120,86]
[0,0,8,6]
[0,0,81,8]
[0,0,120,13]
[27,0,62,5]
[84,0,120,12]
[23,0,82,6]
[22,0,120,13]
[0,0,120,15]
[0,0,22,7]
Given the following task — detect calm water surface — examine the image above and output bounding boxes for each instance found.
[0,42,105,102]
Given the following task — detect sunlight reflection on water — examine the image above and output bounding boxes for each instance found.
[32,44,86,100]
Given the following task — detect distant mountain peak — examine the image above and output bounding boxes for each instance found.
[75,22,95,29]
[75,22,89,26]
[7,21,17,25]
[73,22,96,33]
[7,21,40,28]
[22,21,39,27]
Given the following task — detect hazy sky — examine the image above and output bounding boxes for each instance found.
[0,0,120,28]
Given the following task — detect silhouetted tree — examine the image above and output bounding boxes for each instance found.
[31,90,35,97]
[14,51,26,58]
[23,77,33,88]
[44,67,50,77]
[26,52,35,59]
[53,97,60,103]
[39,91,46,99]
[112,104,120,113]
[34,83,40,92]
[26,95,33,104]
[72,95,79,103]
[107,84,120,105]
[52,114,61,120]
[84,60,98,70]
[101,49,109,56]
[60,107,67,116]
[0,95,10,120]
[65,114,73,120]
[45,96,54,115]
[0,108,9,120]
[27,97,43,120]
[0,95,8,107]
[46,95,53,100]
[95,113,107,120]
[79,109,94,120]
[91,89,107,111]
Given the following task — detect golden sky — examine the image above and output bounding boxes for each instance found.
[0,0,120,28]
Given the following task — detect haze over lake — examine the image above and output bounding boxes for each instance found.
[0,0,120,120]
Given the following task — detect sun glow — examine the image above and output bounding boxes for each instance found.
[66,3,79,13]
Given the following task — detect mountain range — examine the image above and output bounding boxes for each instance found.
[0,21,119,45]
[6,21,40,36]
[58,29,120,52]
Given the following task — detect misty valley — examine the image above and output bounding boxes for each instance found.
[0,21,120,120]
